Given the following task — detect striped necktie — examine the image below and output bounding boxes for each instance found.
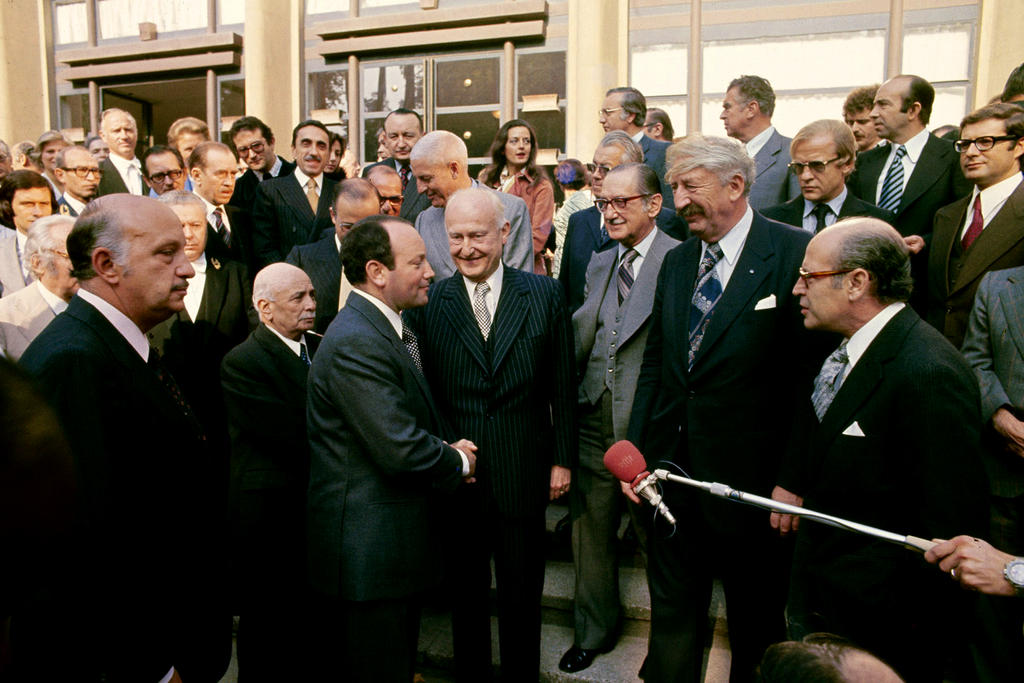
[617,248,638,305]
[877,145,907,213]
[688,242,724,368]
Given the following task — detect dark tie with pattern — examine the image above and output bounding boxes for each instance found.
[211,207,230,247]
[299,342,311,366]
[473,282,491,340]
[812,203,832,233]
[688,242,724,369]
[617,248,638,305]
[811,340,850,420]
[877,144,907,213]
[148,347,203,436]
[399,164,411,193]
[401,317,424,374]
[960,194,984,251]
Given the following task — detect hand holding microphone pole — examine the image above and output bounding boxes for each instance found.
[604,441,677,526]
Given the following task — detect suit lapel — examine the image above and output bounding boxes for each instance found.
[254,324,309,389]
[197,263,227,332]
[619,231,675,344]
[953,184,1024,293]
[999,272,1024,361]
[755,132,782,178]
[439,277,489,373]
[491,267,529,372]
[853,147,887,198]
[281,175,316,232]
[16,286,55,343]
[900,135,948,214]
[350,293,435,405]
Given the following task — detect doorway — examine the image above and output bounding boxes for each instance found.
[102,77,206,156]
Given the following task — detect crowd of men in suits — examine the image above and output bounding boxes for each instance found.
[2,62,1024,683]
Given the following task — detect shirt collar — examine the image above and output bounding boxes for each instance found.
[803,187,848,218]
[264,322,304,357]
[34,280,69,315]
[352,288,404,339]
[191,252,207,274]
[194,192,223,217]
[631,130,646,144]
[62,193,87,214]
[294,167,323,193]
[107,152,139,174]
[462,263,504,303]
[707,205,754,266]
[745,126,775,158]
[619,226,659,260]
[846,302,906,368]
[900,128,930,162]
[76,287,150,361]
[971,172,1023,213]
[268,156,283,177]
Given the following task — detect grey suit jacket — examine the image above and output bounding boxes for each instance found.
[748,129,800,212]
[415,181,533,280]
[961,265,1024,497]
[0,228,29,298]
[0,281,55,359]
[573,229,680,440]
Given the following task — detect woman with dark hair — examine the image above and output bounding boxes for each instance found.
[550,159,593,278]
[479,119,554,275]
[323,132,348,182]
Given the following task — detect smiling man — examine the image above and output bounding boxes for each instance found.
[762,119,895,232]
[252,120,338,268]
[96,108,144,196]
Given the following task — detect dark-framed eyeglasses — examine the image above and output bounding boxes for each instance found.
[788,157,843,175]
[594,194,651,212]
[798,267,853,283]
[148,169,184,183]
[61,166,103,179]
[953,135,1020,153]
[235,140,266,156]
[380,195,403,205]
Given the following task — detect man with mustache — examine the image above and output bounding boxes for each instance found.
[19,194,233,682]
[252,120,338,268]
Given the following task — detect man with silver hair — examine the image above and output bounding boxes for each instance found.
[625,133,817,683]
[0,214,76,358]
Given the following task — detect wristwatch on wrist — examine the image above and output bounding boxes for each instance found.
[1004,558,1024,596]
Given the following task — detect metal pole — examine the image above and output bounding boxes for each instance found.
[206,0,218,136]
[886,0,904,79]
[687,0,702,134]
[87,0,99,133]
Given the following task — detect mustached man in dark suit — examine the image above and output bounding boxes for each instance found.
[762,119,895,232]
[286,177,381,333]
[626,134,815,683]
[19,195,232,682]
[600,87,674,211]
[95,108,145,197]
[252,120,338,268]
[307,216,478,682]
[780,219,988,681]
[411,187,575,681]
[559,131,687,313]
[362,108,432,224]
[221,262,319,683]
[228,116,296,217]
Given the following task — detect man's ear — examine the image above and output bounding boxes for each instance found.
[847,268,872,300]
[365,259,388,288]
[92,248,121,284]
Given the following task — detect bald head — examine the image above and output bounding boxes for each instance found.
[410,131,471,208]
[366,164,403,216]
[253,262,317,340]
[446,187,509,282]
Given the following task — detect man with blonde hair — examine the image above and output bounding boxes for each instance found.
[96,108,144,196]
[762,119,894,232]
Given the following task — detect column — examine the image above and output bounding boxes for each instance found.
[0,0,54,141]
[244,0,305,146]
[974,0,1024,107]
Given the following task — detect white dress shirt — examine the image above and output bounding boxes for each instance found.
[959,172,1023,240]
[182,253,207,321]
[461,264,504,320]
[745,126,776,159]
[196,193,232,236]
[801,187,848,233]
[293,167,324,200]
[254,156,284,182]
[617,226,659,279]
[700,205,754,290]
[36,280,69,315]
[107,153,143,195]
[265,322,306,357]
[76,288,150,361]
[874,128,929,203]
[844,302,906,377]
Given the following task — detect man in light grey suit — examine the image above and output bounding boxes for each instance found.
[559,163,681,674]
[0,215,77,358]
[720,75,800,211]
[410,130,532,280]
[961,264,1024,680]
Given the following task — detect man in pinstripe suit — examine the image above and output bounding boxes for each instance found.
[414,187,576,682]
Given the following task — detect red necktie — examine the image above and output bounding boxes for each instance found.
[961,194,983,251]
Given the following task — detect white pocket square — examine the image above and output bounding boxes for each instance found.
[842,421,866,437]
[754,294,777,310]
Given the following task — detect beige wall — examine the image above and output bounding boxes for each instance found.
[0,1,53,143]
[243,0,304,149]
[974,0,1024,107]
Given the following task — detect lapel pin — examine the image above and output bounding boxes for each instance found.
[749,269,755,274]
[211,258,222,270]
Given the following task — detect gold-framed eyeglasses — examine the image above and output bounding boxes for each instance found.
[787,157,842,175]
[61,166,102,179]
[798,267,853,283]
[598,107,623,117]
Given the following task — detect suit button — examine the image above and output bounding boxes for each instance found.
[688,390,696,398]
[611,330,617,335]
[608,368,614,373]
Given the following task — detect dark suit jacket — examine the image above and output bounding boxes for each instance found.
[363,158,431,223]
[229,156,296,212]
[19,295,224,680]
[204,204,255,276]
[307,291,465,601]
[961,265,1024,497]
[847,133,971,239]
[927,181,1024,348]
[95,157,143,196]
[286,234,341,334]
[251,174,339,268]
[627,213,815,533]
[760,191,896,229]
[748,129,800,212]
[640,134,675,211]
[57,196,80,217]
[780,307,987,680]
[558,204,687,312]
[221,324,319,600]
[415,267,576,517]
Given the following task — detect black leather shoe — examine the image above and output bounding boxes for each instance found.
[558,644,612,673]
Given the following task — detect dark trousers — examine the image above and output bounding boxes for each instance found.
[448,484,546,683]
[644,499,789,683]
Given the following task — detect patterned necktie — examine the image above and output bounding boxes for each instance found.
[211,207,231,247]
[473,281,492,340]
[148,347,203,435]
[617,248,638,305]
[401,317,424,374]
[598,214,610,245]
[688,242,724,369]
[812,203,832,233]
[306,178,319,214]
[960,194,984,251]
[399,164,411,193]
[299,342,310,366]
[811,340,850,420]
[128,162,143,195]
[877,145,907,212]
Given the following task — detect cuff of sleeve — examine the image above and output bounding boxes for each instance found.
[455,448,470,477]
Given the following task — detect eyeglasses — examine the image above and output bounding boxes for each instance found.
[953,135,1020,153]
[48,248,69,259]
[594,194,651,212]
[147,169,184,183]
[591,163,613,177]
[61,166,103,179]
[380,195,403,205]
[598,107,623,118]
[798,267,853,283]
[235,140,266,156]
[787,157,843,175]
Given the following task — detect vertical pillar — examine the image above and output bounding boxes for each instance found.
[886,0,904,79]
[347,55,361,163]
[244,0,304,150]
[974,0,1024,106]
[0,1,52,141]
[687,0,702,134]
[87,0,99,134]
[206,0,217,134]
[566,0,629,160]
[502,40,515,124]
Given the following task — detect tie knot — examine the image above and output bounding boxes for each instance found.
[475,281,490,297]
[706,242,723,263]
[833,340,850,365]
[307,178,317,190]
[622,248,639,266]
[893,144,907,160]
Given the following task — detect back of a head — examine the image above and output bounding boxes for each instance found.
[897,74,935,125]
[831,217,913,304]
[555,159,589,190]
[598,131,644,164]
[758,637,904,683]
[1001,62,1024,103]
[646,108,675,139]
[843,85,879,116]
[67,196,127,281]
[167,116,210,147]
[339,216,398,286]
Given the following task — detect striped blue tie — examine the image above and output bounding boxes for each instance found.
[877,145,907,213]
[688,242,724,368]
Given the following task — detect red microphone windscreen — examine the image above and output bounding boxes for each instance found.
[604,441,648,483]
